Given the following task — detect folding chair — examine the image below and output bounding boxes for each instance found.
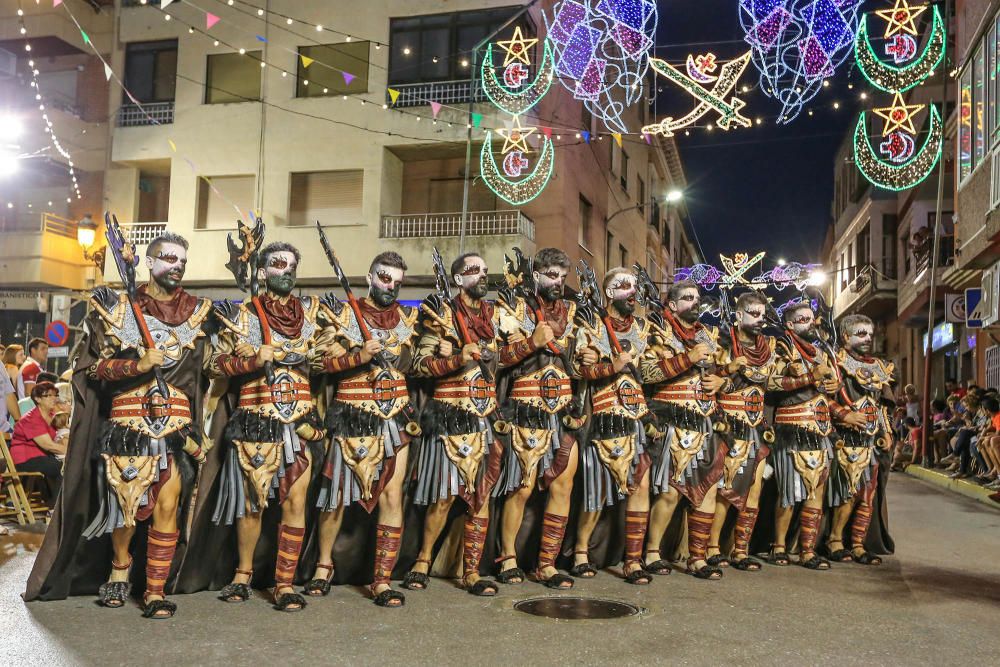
[0,434,48,525]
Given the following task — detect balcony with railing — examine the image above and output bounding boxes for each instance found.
[116,101,174,127]
[385,80,487,108]
[379,210,535,276]
[833,263,898,319]
[0,213,92,290]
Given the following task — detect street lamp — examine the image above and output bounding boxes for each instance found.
[807,269,827,286]
[0,149,18,176]
[77,214,105,268]
[665,189,683,203]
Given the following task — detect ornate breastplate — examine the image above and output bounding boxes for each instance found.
[238,368,314,423]
[839,353,894,394]
[219,296,320,367]
[328,302,418,367]
[336,366,409,419]
[92,291,210,370]
[498,297,576,353]
[434,366,497,417]
[775,395,832,436]
[718,385,765,427]
[109,379,192,438]
[509,364,572,414]
[591,375,648,419]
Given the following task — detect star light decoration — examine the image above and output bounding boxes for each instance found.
[543,0,658,133]
[479,32,556,205]
[853,2,944,191]
[738,0,864,124]
[642,51,753,137]
[854,3,944,93]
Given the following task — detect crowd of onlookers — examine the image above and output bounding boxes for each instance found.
[894,379,1000,503]
[1,338,70,535]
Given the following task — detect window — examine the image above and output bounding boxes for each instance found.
[960,64,972,181]
[579,195,593,248]
[619,243,628,267]
[901,227,912,275]
[976,46,986,166]
[620,150,629,192]
[297,42,370,97]
[124,40,177,103]
[882,214,898,278]
[857,222,871,269]
[388,8,529,85]
[989,22,997,144]
[637,176,646,214]
[606,231,615,269]
[582,105,593,135]
[205,51,261,104]
[196,175,254,229]
[288,170,364,226]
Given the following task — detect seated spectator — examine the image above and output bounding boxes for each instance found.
[930,398,952,465]
[9,381,67,502]
[17,337,48,400]
[977,398,1000,489]
[0,361,18,436]
[892,417,920,471]
[948,395,985,478]
[18,371,59,417]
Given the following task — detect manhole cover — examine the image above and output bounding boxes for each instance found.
[514,597,640,620]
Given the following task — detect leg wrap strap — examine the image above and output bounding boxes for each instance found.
[624,510,649,566]
[462,515,490,580]
[687,509,714,563]
[145,528,180,598]
[538,513,569,570]
[850,500,874,549]
[274,524,306,588]
[799,506,823,556]
[372,523,403,586]
[733,507,760,557]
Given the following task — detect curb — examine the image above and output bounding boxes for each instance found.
[904,465,1000,509]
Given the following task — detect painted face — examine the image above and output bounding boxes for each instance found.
[367,264,404,307]
[606,272,637,316]
[146,242,188,290]
[786,307,816,338]
[454,256,489,300]
[846,324,874,354]
[259,250,298,296]
[738,300,766,335]
[669,287,701,324]
[533,265,568,302]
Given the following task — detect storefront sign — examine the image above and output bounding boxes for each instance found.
[945,293,966,323]
[923,321,955,352]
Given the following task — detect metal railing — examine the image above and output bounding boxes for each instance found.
[42,212,77,239]
[116,101,174,127]
[379,210,534,241]
[121,222,167,246]
[386,80,487,108]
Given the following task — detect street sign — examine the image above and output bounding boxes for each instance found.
[945,293,966,323]
[966,287,984,329]
[47,346,69,359]
[45,320,69,347]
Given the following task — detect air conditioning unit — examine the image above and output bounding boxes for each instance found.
[979,261,1000,327]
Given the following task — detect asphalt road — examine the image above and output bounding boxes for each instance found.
[1,474,998,666]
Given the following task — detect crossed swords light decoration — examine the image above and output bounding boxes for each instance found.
[642,50,755,137]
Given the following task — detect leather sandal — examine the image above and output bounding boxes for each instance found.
[273,589,307,612]
[219,568,253,603]
[465,576,499,597]
[303,562,335,597]
[141,596,177,619]
[851,550,883,566]
[534,569,574,589]
[800,554,831,570]
[642,550,672,575]
[730,554,763,571]
[402,559,431,590]
[623,562,652,585]
[371,586,406,608]
[494,555,525,584]
[767,547,790,566]
[569,549,597,578]
[99,557,132,608]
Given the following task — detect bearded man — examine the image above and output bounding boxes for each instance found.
[306,251,420,606]
[826,314,894,566]
[25,232,213,619]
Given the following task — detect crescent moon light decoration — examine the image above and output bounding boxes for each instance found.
[480,131,555,206]
[854,4,945,93]
[481,39,555,116]
[853,104,942,192]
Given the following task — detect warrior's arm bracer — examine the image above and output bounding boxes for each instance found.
[572,326,614,380]
[412,330,465,377]
[829,399,853,422]
[208,327,260,378]
[767,346,813,392]
[85,317,142,382]
[498,335,540,367]
[312,323,366,374]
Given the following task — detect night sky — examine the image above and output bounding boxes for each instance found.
[655,0,874,264]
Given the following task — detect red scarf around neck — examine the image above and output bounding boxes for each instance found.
[258,294,304,338]
[136,284,199,326]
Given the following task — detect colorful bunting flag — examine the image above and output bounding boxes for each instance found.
[430,101,442,118]
[53,0,63,7]
[206,12,220,29]
[472,113,483,128]
[387,88,400,105]
[342,72,355,86]
[256,35,268,43]
[300,55,314,68]
[581,130,590,144]
[612,132,622,147]
[80,29,90,45]
[168,139,177,152]
[541,126,552,138]
[161,0,175,8]
[103,63,113,81]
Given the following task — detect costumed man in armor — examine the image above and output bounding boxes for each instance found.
[306,251,420,607]
[767,300,841,571]
[492,248,593,590]
[404,252,505,596]
[210,241,327,611]
[826,314,893,566]
[571,267,655,585]
[707,290,778,571]
[24,231,213,619]
[642,279,730,581]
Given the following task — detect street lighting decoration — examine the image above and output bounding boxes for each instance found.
[77,214,105,269]
[665,189,684,203]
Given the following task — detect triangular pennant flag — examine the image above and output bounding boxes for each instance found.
[643,133,651,145]
[430,101,442,118]
[206,12,220,29]
[612,132,622,147]
[581,130,590,144]
[53,0,63,7]
[472,113,483,129]
[126,90,140,105]
[184,157,196,172]
[80,30,91,45]
[256,35,268,43]
[167,139,177,152]
[341,72,355,86]
[387,88,400,105]
[541,126,552,138]
[103,63,113,81]
[161,0,175,8]
[300,55,314,68]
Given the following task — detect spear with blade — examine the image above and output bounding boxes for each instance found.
[224,216,275,386]
[431,246,493,383]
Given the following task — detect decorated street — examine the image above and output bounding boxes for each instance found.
[2,474,998,666]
